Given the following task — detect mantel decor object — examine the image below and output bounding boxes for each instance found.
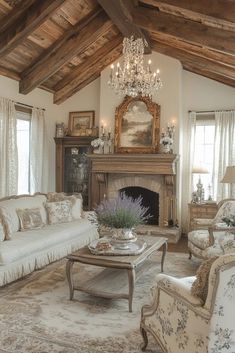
[114,95,160,154]
[68,111,95,136]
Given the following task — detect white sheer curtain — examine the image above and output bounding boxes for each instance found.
[213,111,235,200]
[181,111,197,232]
[0,97,18,197]
[30,108,48,193]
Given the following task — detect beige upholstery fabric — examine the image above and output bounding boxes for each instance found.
[0,222,5,242]
[188,230,211,250]
[0,195,47,238]
[46,200,73,224]
[16,208,44,231]
[0,218,96,265]
[191,257,217,302]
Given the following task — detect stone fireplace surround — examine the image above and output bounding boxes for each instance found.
[88,154,180,243]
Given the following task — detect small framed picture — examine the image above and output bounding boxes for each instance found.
[68,111,95,136]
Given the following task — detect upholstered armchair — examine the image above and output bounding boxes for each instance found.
[140,253,235,353]
[188,199,235,260]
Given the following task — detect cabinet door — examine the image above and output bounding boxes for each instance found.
[63,146,90,208]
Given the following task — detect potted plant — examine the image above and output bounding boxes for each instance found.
[92,193,150,243]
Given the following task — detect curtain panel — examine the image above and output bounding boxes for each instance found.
[213,111,235,200]
[0,97,18,197]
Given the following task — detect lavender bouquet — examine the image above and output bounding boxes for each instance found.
[92,193,150,229]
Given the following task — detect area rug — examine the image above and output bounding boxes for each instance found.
[0,252,200,353]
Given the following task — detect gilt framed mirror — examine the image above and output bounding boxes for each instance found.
[114,96,160,153]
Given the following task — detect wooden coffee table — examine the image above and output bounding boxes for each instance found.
[66,236,167,312]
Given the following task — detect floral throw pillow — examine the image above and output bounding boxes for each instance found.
[16,208,45,231]
[47,193,83,219]
[191,256,218,303]
[46,200,73,224]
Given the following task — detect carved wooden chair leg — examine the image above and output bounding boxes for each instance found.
[140,327,148,351]
[188,250,192,259]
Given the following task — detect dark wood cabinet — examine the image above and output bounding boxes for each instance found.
[54,136,93,209]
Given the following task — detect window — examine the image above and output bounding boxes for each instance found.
[16,107,31,194]
[192,114,215,200]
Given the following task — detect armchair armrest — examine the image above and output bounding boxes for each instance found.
[208,225,235,245]
[153,274,203,306]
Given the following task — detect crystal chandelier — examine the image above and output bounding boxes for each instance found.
[108,36,162,98]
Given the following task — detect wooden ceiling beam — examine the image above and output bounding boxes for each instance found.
[0,0,65,58]
[19,11,113,95]
[151,40,235,80]
[183,63,235,88]
[132,6,235,55]
[150,32,235,67]
[97,0,151,53]
[139,0,235,30]
[54,35,123,104]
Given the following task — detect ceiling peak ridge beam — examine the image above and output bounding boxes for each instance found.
[54,35,123,104]
[19,10,112,95]
[151,40,235,80]
[140,0,235,31]
[133,6,235,56]
[97,0,151,53]
[0,0,66,58]
[183,63,235,88]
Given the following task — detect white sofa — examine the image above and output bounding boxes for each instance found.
[0,193,99,286]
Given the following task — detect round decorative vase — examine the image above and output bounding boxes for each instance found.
[112,228,134,240]
[93,146,103,154]
[111,228,137,250]
[160,144,171,153]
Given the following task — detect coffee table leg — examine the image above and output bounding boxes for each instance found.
[127,268,135,312]
[66,259,74,300]
[161,242,167,273]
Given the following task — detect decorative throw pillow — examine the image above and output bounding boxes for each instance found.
[191,257,218,303]
[46,200,73,224]
[46,192,83,219]
[16,208,45,231]
[0,207,13,240]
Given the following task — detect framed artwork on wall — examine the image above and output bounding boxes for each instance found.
[114,96,160,153]
[68,111,95,136]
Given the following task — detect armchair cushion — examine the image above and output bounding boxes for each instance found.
[191,257,218,303]
[213,200,235,224]
[188,229,211,250]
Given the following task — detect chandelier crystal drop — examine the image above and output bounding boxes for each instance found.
[108,36,162,98]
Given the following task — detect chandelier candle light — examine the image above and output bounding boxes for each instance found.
[108,36,162,98]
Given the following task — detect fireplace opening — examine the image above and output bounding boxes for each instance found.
[119,186,159,225]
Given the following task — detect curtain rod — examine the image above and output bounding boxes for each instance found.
[188,109,234,113]
[16,101,46,111]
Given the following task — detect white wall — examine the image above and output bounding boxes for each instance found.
[0,75,100,191]
[181,71,235,231]
[99,52,182,153]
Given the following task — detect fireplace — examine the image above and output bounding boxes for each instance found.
[119,187,159,225]
[88,154,180,243]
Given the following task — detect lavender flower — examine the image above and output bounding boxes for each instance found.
[92,193,150,229]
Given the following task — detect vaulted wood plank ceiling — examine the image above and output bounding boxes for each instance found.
[0,0,234,104]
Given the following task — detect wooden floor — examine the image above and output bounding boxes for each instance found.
[167,236,188,253]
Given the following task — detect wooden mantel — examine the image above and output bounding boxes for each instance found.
[88,154,179,175]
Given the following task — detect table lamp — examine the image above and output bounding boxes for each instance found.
[221,166,235,197]
[192,165,209,203]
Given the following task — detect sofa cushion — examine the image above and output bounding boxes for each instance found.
[16,207,45,231]
[46,200,73,224]
[0,223,5,242]
[0,219,96,265]
[0,195,47,237]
